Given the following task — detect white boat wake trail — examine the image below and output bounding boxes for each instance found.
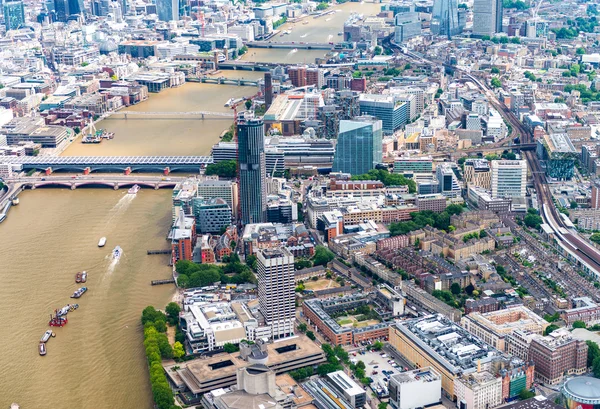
[104,253,121,278]
[104,194,135,227]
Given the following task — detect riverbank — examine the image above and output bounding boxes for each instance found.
[0,189,174,409]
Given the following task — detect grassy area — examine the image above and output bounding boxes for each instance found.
[304,279,341,291]
[335,315,380,328]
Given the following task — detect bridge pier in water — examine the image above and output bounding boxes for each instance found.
[163,167,170,175]
[70,184,76,190]
[124,167,131,175]
[45,167,53,175]
[83,167,90,175]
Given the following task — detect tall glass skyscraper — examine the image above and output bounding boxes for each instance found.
[473,0,503,37]
[156,0,179,21]
[238,112,266,225]
[332,115,383,176]
[4,1,25,30]
[432,0,460,38]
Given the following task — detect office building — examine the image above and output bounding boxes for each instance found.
[165,335,326,395]
[389,315,502,399]
[436,164,461,198]
[432,0,460,38]
[461,306,548,352]
[528,329,587,385]
[464,159,491,189]
[389,368,442,409]
[394,157,433,174]
[192,197,232,234]
[238,112,267,225]
[193,178,238,219]
[264,72,273,109]
[303,294,391,346]
[562,297,600,327]
[358,94,408,134]
[416,194,447,213]
[454,371,503,409]
[169,213,196,262]
[157,0,179,21]
[490,160,527,199]
[473,0,503,37]
[333,116,383,176]
[257,248,295,339]
[536,133,576,181]
[4,1,25,30]
[326,371,366,409]
[394,12,422,43]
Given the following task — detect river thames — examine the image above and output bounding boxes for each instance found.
[0,2,385,407]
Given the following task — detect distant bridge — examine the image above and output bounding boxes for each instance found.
[246,41,335,50]
[0,156,214,173]
[217,61,292,71]
[5,175,187,190]
[187,77,259,87]
[108,111,234,120]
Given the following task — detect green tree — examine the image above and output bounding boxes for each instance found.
[524,213,543,229]
[519,388,536,400]
[173,341,185,359]
[298,322,308,333]
[306,331,316,341]
[573,320,587,329]
[378,403,388,409]
[544,324,559,336]
[374,46,382,55]
[450,282,462,295]
[223,343,240,353]
[491,77,502,88]
[491,67,500,74]
[142,306,167,326]
[591,233,600,245]
[372,341,384,351]
[593,356,600,377]
[587,340,600,367]
[176,274,189,288]
[245,99,253,109]
[154,320,167,333]
[577,47,586,55]
[165,302,181,320]
[152,383,175,409]
[316,2,328,10]
[446,204,464,216]
[205,160,237,178]
[313,245,335,266]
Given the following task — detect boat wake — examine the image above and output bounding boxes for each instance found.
[300,34,308,38]
[325,17,332,21]
[104,252,121,277]
[104,194,135,226]
[328,34,333,40]
[289,49,298,54]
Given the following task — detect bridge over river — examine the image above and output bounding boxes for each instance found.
[0,155,214,173]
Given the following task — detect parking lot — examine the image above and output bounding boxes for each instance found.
[350,349,409,398]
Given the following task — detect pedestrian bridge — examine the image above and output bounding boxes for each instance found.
[108,111,234,119]
[1,156,214,173]
[246,41,335,50]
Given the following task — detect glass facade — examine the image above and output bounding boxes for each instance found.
[238,114,267,225]
[332,116,383,176]
[4,1,25,30]
[359,97,408,134]
[157,0,179,21]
